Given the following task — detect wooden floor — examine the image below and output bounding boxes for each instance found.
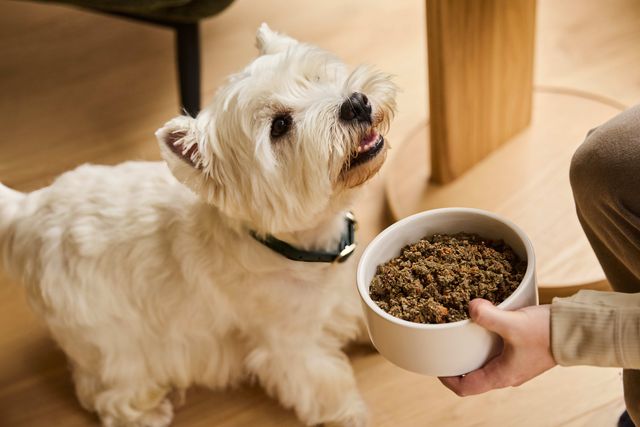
[1,0,639,425]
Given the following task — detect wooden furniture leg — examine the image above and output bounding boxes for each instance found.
[426,0,536,183]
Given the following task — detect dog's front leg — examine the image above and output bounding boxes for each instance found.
[326,275,371,347]
[246,342,368,427]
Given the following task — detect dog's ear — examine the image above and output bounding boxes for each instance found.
[256,23,298,55]
[156,115,228,206]
[156,116,207,170]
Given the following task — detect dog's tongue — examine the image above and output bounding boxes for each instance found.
[357,131,379,153]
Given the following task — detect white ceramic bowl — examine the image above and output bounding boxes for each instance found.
[357,208,537,377]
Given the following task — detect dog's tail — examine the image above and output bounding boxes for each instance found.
[0,183,25,231]
[0,183,25,259]
[0,184,24,222]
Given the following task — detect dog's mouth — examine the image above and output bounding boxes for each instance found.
[345,130,385,170]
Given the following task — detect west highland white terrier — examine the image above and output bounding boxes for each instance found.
[0,24,396,427]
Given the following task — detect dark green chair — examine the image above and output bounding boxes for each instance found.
[21,0,235,116]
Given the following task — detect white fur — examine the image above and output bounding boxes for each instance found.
[0,24,396,427]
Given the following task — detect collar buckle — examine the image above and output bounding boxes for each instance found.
[334,242,357,263]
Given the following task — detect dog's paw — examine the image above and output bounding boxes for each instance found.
[324,412,369,427]
[323,396,369,427]
[137,399,173,427]
[101,398,173,427]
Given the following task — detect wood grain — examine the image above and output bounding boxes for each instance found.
[426,0,536,184]
[1,0,639,425]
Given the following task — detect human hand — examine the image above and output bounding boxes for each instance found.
[439,299,556,396]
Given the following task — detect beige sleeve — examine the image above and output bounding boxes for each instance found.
[551,290,640,368]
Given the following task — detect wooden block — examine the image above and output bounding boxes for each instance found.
[426,0,536,183]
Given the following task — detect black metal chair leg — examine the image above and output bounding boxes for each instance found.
[175,22,201,117]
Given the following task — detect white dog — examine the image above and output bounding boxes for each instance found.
[0,24,396,427]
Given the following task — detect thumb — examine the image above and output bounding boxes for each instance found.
[469,299,516,339]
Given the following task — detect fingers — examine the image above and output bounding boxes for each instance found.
[439,375,463,393]
[469,299,517,339]
[439,355,507,396]
[440,303,552,397]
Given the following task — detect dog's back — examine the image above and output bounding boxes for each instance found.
[1,159,197,278]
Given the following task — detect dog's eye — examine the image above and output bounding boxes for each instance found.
[270,114,292,139]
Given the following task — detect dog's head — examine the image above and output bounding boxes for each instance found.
[156,24,396,234]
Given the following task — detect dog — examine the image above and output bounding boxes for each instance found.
[0,24,396,427]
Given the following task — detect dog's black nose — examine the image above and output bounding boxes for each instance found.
[340,92,372,123]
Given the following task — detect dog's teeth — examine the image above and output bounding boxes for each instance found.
[355,133,380,157]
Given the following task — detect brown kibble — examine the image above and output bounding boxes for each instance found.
[369,233,526,324]
[436,304,449,317]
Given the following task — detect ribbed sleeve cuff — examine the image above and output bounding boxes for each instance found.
[551,290,640,368]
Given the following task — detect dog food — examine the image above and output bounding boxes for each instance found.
[369,233,526,324]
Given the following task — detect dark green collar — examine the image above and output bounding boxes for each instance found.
[250,212,357,263]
